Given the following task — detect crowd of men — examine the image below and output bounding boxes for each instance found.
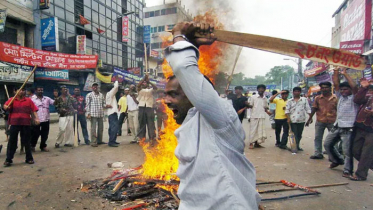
[229,67,372,181]
[1,75,167,167]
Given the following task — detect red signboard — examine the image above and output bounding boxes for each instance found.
[150,50,159,58]
[304,62,327,78]
[127,67,141,75]
[0,42,98,69]
[340,40,365,54]
[340,0,372,52]
[122,17,129,42]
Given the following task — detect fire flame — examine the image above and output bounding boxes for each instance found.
[138,10,226,191]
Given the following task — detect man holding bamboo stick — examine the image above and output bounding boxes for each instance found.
[164,22,260,210]
[3,87,39,166]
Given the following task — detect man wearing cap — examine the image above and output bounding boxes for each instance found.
[86,82,106,147]
[106,77,120,147]
[118,88,130,136]
[54,85,76,148]
[3,87,40,166]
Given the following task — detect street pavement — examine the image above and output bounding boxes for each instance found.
[0,117,372,210]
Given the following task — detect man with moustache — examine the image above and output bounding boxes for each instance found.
[306,81,338,159]
[54,86,76,148]
[86,83,107,147]
[31,86,58,152]
[164,22,260,210]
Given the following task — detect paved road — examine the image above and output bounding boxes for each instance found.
[0,118,371,210]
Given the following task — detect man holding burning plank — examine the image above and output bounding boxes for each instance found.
[164,22,260,209]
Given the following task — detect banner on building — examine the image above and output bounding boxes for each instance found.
[0,42,98,69]
[228,85,277,91]
[83,73,100,91]
[122,17,129,42]
[76,35,86,55]
[340,0,372,53]
[112,67,165,88]
[35,69,69,81]
[0,9,7,33]
[0,61,34,83]
[41,17,59,51]
[304,62,327,78]
[143,25,151,43]
[127,67,141,75]
[39,0,50,10]
[364,66,373,79]
[7,0,33,9]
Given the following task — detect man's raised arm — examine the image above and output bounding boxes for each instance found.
[165,22,228,129]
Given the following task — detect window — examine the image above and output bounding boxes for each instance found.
[152,27,157,33]
[155,10,159,16]
[149,11,154,17]
[66,23,74,33]
[84,6,91,20]
[172,7,177,13]
[167,24,175,31]
[92,1,98,11]
[55,0,64,7]
[92,11,99,24]
[158,26,165,32]
[145,12,149,18]
[99,4,105,15]
[84,0,91,7]
[166,8,172,15]
[55,6,65,19]
[66,11,74,23]
[161,9,165,15]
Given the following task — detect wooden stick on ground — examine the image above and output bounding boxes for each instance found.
[7,65,37,107]
[195,30,367,70]
[258,182,348,194]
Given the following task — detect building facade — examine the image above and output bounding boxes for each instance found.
[143,0,192,77]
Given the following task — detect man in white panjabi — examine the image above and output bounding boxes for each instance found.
[247,84,271,149]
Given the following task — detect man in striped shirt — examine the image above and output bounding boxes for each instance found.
[3,87,40,166]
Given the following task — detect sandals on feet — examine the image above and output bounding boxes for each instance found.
[25,160,35,164]
[249,143,254,149]
[349,175,366,181]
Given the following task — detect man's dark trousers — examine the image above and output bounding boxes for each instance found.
[118,112,128,136]
[31,121,50,149]
[290,122,305,149]
[7,125,33,162]
[108,113,119,145]
[138,107,156,141]
[275,119,289,146]
[74,114,90,144]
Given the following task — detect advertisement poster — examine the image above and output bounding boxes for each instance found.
[340,0,372,53]
[143,25,151,43]
[0,9,7,33]
[76,35,86,55]
[35,69,69,81]
[364,67,372,80]
[0,61,34,83]
[0,42,98,69]
[150,50,159,58]
[41,17,59,51]
[315,72,332,83]
[83,73,100,91]
[122,17,129,42]
[304,62,327,78]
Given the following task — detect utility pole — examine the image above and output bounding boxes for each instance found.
[298,58,303,79]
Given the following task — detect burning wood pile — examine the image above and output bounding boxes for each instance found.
[81,166,180,210]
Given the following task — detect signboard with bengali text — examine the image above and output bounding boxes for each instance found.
[0,61,34,83]
[35,69,69,81]
[41,17,59,51]
[0,42,98,69]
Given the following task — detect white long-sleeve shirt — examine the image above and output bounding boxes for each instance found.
[106,81,119,116]
[165,41,261,210]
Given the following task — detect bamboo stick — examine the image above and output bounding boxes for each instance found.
[7,65,37,107]
[226,46,243,90]
[4,85,9,99]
